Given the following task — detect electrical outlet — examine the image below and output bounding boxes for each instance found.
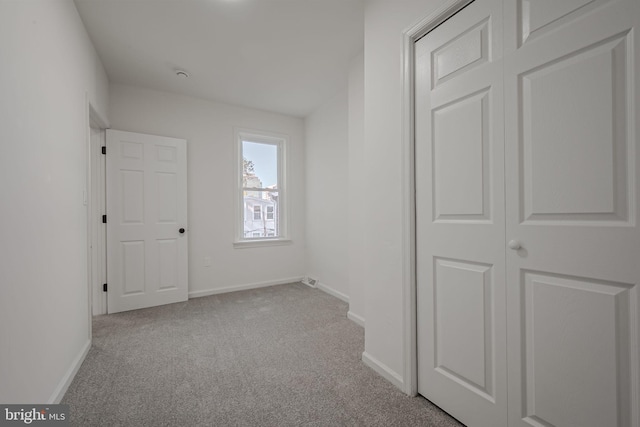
[308,277,317,286]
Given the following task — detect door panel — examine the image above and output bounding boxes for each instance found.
[433,258,495,401]
[158,239,179,290]
[433,89,491,220]
[415,1,507,426]
[504,0,640,426]
[432,17,490,87]
[520,271,634,427]
[121,170,144,223]
[122,241,145,295]
[520,33,630,224]
[106,130,188,314]
[518,0,613,46]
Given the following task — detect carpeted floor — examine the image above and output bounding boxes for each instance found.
[62,282,464,426]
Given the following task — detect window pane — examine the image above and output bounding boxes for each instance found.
[243,191,279,238]
[242,141,278,190]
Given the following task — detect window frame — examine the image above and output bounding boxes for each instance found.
[234,128,290,248]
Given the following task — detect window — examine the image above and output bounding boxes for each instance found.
[236,129,288,245]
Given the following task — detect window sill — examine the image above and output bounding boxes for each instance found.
[233,238,292,249]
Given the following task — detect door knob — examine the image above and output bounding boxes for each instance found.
[179,228,185,234]
[508,240,521,250]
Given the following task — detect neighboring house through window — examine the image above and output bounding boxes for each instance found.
[236,129,287,244]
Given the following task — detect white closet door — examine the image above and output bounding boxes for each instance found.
[106,130,188,314]
[503,1,640,426]
[415,1,507,426]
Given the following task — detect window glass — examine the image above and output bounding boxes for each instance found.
[240,136,282,240]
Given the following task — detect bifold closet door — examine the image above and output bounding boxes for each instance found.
[415,1,507,426]
[503,1,640,426]
[417,1,640,426]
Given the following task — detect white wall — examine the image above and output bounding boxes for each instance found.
[305,88,350,301]
[108,85,306,296]
[304,53,366,325]
[362,0,445,390]
[347,53,366,326]
[0,0,109,403]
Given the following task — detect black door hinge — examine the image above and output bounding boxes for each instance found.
[103,283,108,292]
[102,214,107,224]
[101,146,106,155]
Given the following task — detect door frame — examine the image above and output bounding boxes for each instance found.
[400,0,475,397]
[85,96,110,327]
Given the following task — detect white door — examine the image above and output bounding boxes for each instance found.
[503,0,640,426]
[106,130,188,314]
[415,1,507,426]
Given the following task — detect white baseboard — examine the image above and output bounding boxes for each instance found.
[188,276,304,299]
[362,351,405,391]
[316,281,349,303]
[347,310,365,327]
[49,339,91,403]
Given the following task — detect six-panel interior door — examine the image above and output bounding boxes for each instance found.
[503,0,639,426]
[415,1,508,426]
[106,130,188,314]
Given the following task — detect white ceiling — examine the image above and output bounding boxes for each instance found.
[74,0,364,118]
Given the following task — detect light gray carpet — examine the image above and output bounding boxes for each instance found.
[63,282,463,427]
